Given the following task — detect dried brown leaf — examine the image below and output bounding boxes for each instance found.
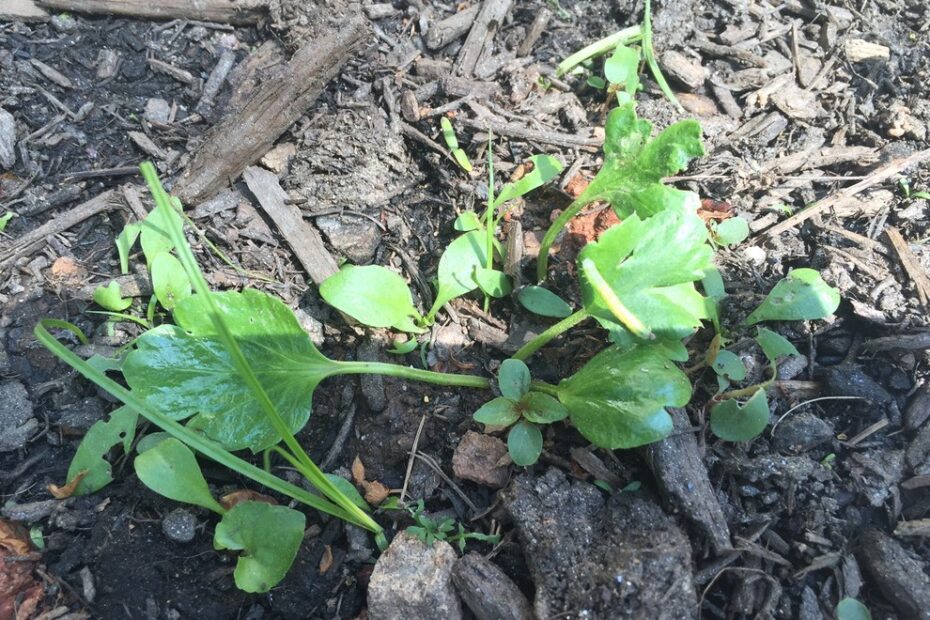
[218,489,278,511]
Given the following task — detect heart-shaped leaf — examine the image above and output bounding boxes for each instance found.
[710,388,770,442]
[507,420,543,466]
[214,501,306,593]
[557,344,691,449]
[745,269,840,325]
[578,208,714,338]
[320,265,423,333]
[93,281,132,311]
[123,289,340,452]
[134,437,225,513]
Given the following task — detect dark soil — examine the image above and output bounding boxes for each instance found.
[2,0,930,618]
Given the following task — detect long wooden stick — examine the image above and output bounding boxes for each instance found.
[756,148,930,239]
[36,0,265,25]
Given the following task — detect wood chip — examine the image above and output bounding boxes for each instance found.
[242,166,338,285]
[29,58,72,88]
[884,227,930,310]
[455,0,512,76]
[147,58,195,84]
[895,519,930,538]
[845,38,890,63]
[0,0,48,20]
[424,4,480,50]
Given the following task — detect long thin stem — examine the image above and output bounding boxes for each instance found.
[536,195,590,282]
[556,25,643,77]
[140,163,382,536]
[529,380,559,397]
[34,321,365,528]
[335,361,491,390]
[512,309,590,361]
[642,0,684,113]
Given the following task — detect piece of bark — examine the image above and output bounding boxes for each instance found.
[241,167,337,285]
[0,190,120,270]
[885,227,930,310]
[36,0,264,24]
[452,553,533,620]
[0,0,48,21]
[855,529,930,618]
[459,117,600,150]
[175,15,367,205]
[660,51,706,91]
[425,5,480,50]
[516,8,550,57]
[642,409,733,554]
[454,0,512,77]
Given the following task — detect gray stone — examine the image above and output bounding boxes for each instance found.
[143,98,171,124]
[50,12,78,32]
[773,411,834,453]
[501,468,697,619]
[452,553,532,620]
[162,508,197,543]
[0,381,37,452]
[315,215,381,264]
[368,531,462,620]
[0,107,16,170]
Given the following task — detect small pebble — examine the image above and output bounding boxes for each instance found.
[51,13,78,32]
[144,98,171,124]
[162,508,197,543]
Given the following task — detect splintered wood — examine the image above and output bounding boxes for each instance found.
[36,0,265,24]
[885,227,930,310]
[174,15,368,204]
[241,166,338,286]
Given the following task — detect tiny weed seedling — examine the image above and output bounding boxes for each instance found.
[38,23,842,591]
[405,500,500,552]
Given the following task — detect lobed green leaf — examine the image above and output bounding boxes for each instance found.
[66,406,138,495]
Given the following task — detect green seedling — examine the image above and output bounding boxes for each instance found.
[536,102,704,281]
[711,216,750,247]
[473,359,568,465]
[836,597,871,620]
[898,177,930,200]
[440,117,473,172]
[92,281,133,311]
[0,211,16,232]
[405,499,500,552]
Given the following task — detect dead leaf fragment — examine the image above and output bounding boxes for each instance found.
[318,545,333,574]
[351,456,366,486]
[47,470,89,499]
[363,481,390,505]
[0,519,43,620]
[218,489,279,511]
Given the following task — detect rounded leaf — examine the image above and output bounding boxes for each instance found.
[93,281,132,311]
[498,359,531,400]
[474,268,512,298]
[557,345,690,449]
[151,252,192,310]
[745,269,840,325]
[518,286,573,318]
[320,265,422,332]
[711,350,746,382]
[710,389,770,442]
[473,397,520,427]
[134,437,225,514]
[836,598,871,620]
[214,502,306,593]
[507,420,543,466]
[755,327,799,364]
[520,392,568,424]
[713,217,749,247]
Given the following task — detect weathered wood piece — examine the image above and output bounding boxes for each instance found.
[452,553,533,620]
[885,227,930,309]
[174,15,367,204]
[643,409,733,554]
[454,0,512,76]
[241,167,337,285]
[0,190,120,269]
[35,0,265,25]
[0,0,48,22]
[425,5,480,50]
[459,117,601,150]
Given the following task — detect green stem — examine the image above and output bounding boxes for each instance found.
[642,0,684,113]
[556,25,643,77]
[530,380,559,397]
[34,320,367,529]
[512,309,590,361]
[536,195,590,282]
[139,163,382,536]
[335,361,491,390]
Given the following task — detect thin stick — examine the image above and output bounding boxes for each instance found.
[769,396,866,434]
[756,148,930,239]
[400,414,428,504]
[885,226,930,309]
